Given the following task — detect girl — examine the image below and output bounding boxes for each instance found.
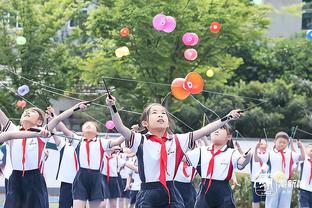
[47,102,125,208]
[106,96,242,208]
[0,107,57,208]
[298,144,312,208]
[255,131,305,208]
[124,156,141,208]
[250,138,268,208]
[186,124,252,208]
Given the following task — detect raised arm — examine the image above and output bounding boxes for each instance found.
[192,110,242,141]
[297,140,305,161]
[47,102,89,132]
[0,108,10,127]
[106,97,132,140]
[0,128,50,143]
[237,151,252,170]
[109,136,126,148]
[254,143,261,163]
[125,161,139,173]
[46,106,73,137]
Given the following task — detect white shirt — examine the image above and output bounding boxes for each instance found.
[174,159,196,183]
[130,169,141,191]
[187,145,241,180]
[101,152,119,177]
[72,134,110,170]
[250,150,269,182]
[5,122,48,171]
[119,153,131,179]
[259,148,300,180]
[126,132,195,183]
[0,144,12,179]
[299,158,312,192]
[56,139,78,183]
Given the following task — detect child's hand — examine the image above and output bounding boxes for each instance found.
[235,141,241,149]
[226,109,242,121]
[73,102,90,111]
[38,127,52,138]
[106,96,116,107]
[297,140,303,148]
[46,106,55,119]
[255,142,261,150]
[124,185,130,191]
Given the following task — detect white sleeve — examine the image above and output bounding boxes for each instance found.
[125,132,142,154]
[100,139,110,150]
[292,152,301,163]
[3,121,18,132]
[231,150,242,170]
[70,133,82,149]
[186,147,201,168]
[258,152,269,164]
[56,139,66,151]
[176,132,195,154]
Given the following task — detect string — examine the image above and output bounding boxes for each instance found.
[296,128,312,137]
[190,95,221,119]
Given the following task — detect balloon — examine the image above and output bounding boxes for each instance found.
[16,36,27,45]
[210,22,221,33]
[206,69,214,78]
[115,46,130,57]
[184,48,198,61]
[17,85,30,96]
[183,72,204,94]
[105,120,115,129]
[171,78,190,100]
[16,100,27,109]
[120,27,129,37]
[152,13,167,31]
[306,30,312,40]
[182,33,199,46]
[163,16,176,33]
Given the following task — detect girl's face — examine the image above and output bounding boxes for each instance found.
[259,139,268,152]
[211,128,231,146]
[20,109,42,127]
[82,122,98,136]
[143,105,169,131]
[305,145,312,158]
[274,137,289,151]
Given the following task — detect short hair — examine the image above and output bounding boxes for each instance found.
[26,107,45,126]
[274,131,289,141]
[220,123,232,135]
[82,121,99,132]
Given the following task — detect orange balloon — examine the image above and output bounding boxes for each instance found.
[120,27,129,37]
[183,72,204,94]
[16,100,27,108]
[171,78,190,100]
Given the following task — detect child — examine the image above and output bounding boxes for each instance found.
[47,102,125,208]
[106,96,242,207]
[186,124,252,208]
[250,138,268,208]
[124,156,141,208]
[255,132,305,208]
[0,107,57,208]
[101,146,122,208]
[298,144,312,208]
[174,156,197,208]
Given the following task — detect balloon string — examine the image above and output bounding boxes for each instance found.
[190,95,221,119]
[296,128,312,137]
[161,91,172,106]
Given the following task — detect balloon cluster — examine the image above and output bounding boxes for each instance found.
[171,72,204,100]
[115,46,130,58]
[182,33,199,61]
[152,13,176,33]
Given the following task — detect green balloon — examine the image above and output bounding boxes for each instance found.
[16,36,27,45]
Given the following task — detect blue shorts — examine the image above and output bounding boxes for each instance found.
[129,190,139,205]
[5,169,49,208]
[174,181,196,208]
[251,182,266,203]
[103,175,121,199]
[72,168,104,201]
[299,188,312,208]
[59,182,73,208]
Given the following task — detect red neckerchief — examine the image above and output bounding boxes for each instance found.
[105,154,113,182]
[147,131,170,203]
[279,150,286,172]
[205,145,222,194]
[84,138,94,168]
[182,161,190,178]
[309,159,312,184]
[20,128,27,177]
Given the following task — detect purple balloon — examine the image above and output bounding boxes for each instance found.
[152,13,167,31]
[163,16,176,33]
[17,85,30,96]
[105,120,115,130]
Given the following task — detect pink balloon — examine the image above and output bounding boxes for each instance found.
[163,16,176,33]
[105,120,115,130]
[152,13,167,31]
[184,48,198,61]
[182,33,199,46]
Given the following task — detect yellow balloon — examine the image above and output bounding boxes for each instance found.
[115,48,124,58]
[120,46,130,56]
[206,69,214,77]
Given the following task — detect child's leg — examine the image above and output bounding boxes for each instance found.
[109,199,118,208]
[73,200,86,208]
[265,181,280,208]
[99,199,107,208]
[89,200,102,208]
[277,185,292,208]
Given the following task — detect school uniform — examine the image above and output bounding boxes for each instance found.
[2,121,49,208]
[259,148,301,208]
[129,160,142,205]
[298,157,312,208]
[187,144,242,208]
[0,144,13,197]
[118,153,131,199]
[71,134,110,201]
[249,151,268,203]
[56,139,79,208]
[102,152,121,199]
[126,131,195,208]
[174,159,197,208]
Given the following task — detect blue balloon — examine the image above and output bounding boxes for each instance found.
[17,85,30,96]
[306,30,312,40]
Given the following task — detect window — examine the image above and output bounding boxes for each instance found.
[68,8,88,29]
[302,12,312,29]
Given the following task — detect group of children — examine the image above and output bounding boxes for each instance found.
[0,95,311,208]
